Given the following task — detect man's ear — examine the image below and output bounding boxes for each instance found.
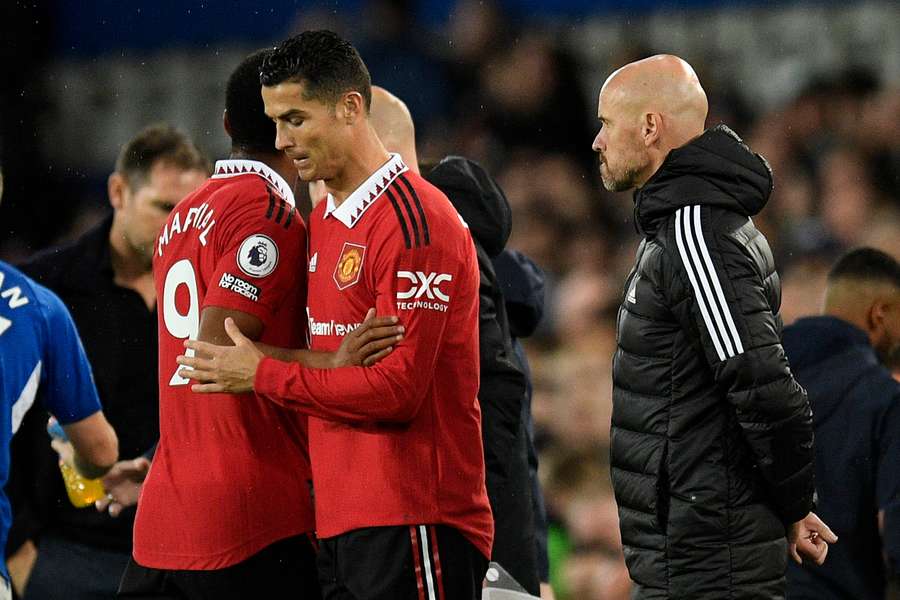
[108,172,128,211]
[341,91,365,124]
[642,112,661,147]
[223,109,233,139]
[869,299,887,332]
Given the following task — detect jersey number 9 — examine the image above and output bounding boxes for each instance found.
[163,259,199,386]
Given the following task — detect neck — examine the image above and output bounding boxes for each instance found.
[637,131,702,189]
[108,219,156,310]
[108,220,150,279]
[637,153,667,189]
[229,148,297,191]
[327,125,391,207]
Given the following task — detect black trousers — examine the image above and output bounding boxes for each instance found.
[23,534,131,600]
[317,525,488,600]
[117,534,320,599]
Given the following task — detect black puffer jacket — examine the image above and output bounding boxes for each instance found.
[611,125,815,599]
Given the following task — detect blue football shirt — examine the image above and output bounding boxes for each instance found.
[0,260,102,582]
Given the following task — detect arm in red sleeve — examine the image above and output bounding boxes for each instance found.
[256,224,478,425]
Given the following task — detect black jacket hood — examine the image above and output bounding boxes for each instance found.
[426,156,512,258]
[634,124,774,235]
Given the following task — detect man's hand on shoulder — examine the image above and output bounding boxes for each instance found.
[178,318,263,394]
[331,308,404,368]
[788,512,838,566]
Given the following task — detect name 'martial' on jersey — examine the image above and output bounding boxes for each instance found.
[157,202,216,257]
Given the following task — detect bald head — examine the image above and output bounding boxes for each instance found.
[370,85,419,174]
[602,55,708,144]
[593,55,708,191]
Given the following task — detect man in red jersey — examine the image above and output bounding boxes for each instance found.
[120,50,402,600]
[178,31,494,600]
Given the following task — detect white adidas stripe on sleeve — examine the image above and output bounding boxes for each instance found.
[675,206,744,361]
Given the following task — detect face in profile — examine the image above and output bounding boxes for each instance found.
[874,290,900,367]
[592,89,648,193]
[263,81,348,183]
[117,162,207,266]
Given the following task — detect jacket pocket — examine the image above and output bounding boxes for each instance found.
[656,440,670,533]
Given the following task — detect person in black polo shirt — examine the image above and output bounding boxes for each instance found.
[783,247,900,600]
[6,125,208,599]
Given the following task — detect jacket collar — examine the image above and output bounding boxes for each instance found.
[212,159,295,206]
[633,125,773,235]
[324,153,408,228]
[791,316,871,350]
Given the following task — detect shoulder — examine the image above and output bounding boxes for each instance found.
[380,171,469,250]
[661,205,771,273]
[20,218,109,285]
[862,365,900,409]
[229,176,300,229]
[1,260,38,299]
[2,264,71,333]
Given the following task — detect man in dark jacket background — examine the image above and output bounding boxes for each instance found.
[341,85,548,596]
[427,157,540,595]
[783,247,900,600]
[593,54,836,599]
[6,125,208,599]
[493,248,552,594]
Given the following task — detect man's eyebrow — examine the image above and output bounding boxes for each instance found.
[275,109,307,120]
[151,198,177,210]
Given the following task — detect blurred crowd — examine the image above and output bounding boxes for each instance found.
[351,4,900,598]
[351,2,900,598]
[3,1,899,598]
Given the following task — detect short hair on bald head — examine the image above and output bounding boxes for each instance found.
[828,247,900,288]
[115,124,210,190]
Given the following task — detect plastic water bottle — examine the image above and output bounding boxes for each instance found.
[47,418,106,508]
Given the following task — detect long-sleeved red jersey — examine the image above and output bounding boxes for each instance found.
[136,160,314,570]
[255,153,494,559]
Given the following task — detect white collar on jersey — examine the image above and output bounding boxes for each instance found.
[211,159,296,207]
[324,153,408,228]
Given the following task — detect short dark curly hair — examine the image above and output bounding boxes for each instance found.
[226,49,276,153]
[260,30,372,112]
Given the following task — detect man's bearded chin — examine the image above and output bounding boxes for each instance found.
[603,165,641,192]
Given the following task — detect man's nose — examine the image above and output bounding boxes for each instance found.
[275,124,291,151]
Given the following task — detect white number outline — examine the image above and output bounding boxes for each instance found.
[162,259,199,386]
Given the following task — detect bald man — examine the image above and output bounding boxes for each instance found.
[599,55,835,599]
[782,248,900,600]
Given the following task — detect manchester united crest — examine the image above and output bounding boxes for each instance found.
[333,242,366,290]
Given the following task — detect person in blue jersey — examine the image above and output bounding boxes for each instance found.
[0,165,119,600]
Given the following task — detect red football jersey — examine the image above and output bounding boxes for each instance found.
[255,153,494,559]
[134,159,313,570]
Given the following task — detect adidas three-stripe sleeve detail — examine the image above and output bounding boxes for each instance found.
[675,205,744,362]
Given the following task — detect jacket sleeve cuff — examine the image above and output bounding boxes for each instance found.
[779,494,815,527]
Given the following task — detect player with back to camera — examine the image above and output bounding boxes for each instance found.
[119,49,402,600]
[178,30,494,600]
